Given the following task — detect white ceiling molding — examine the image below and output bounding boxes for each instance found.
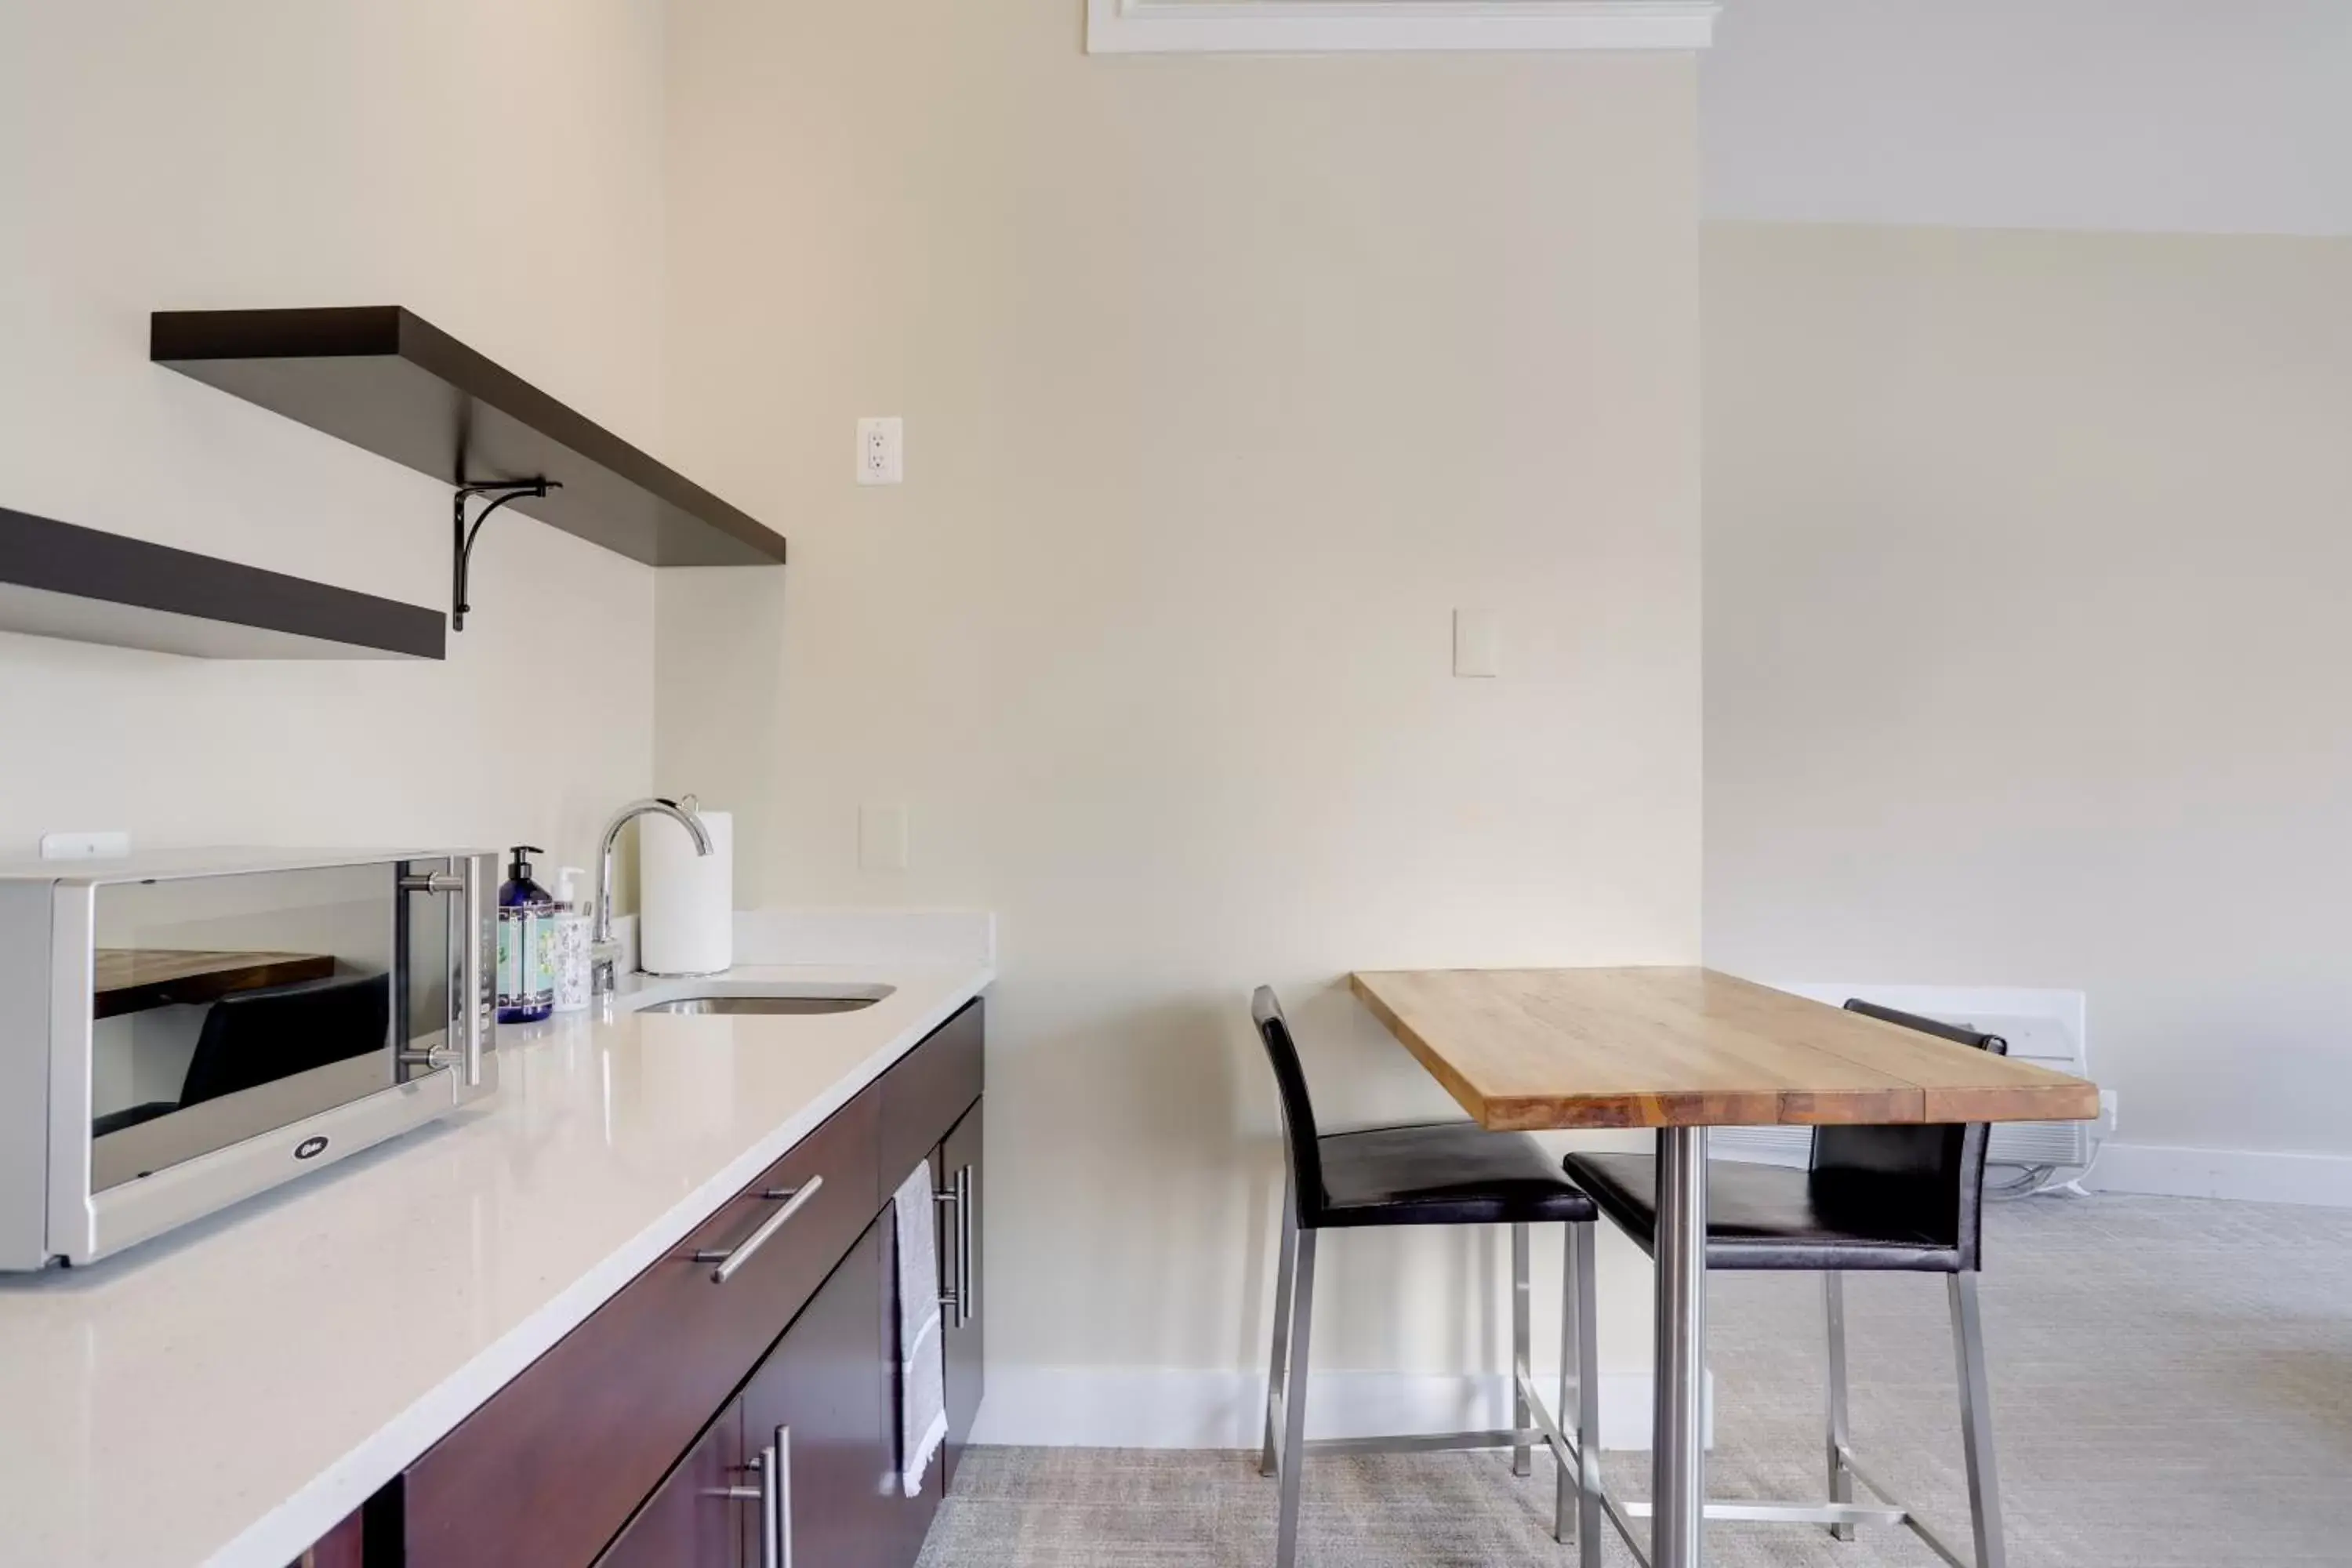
[1086,0,1720,56]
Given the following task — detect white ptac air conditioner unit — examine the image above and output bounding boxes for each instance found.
[1709,984,2092,1180]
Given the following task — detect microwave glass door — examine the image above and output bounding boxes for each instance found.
[86,862,448,1192]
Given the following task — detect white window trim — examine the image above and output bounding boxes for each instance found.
[1085,0,1719,56]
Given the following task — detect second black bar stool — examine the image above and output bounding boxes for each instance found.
[1251,986,1604,1568]
[1560,999,2015,1568]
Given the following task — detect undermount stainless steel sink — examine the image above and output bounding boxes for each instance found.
[637,990,891,1016]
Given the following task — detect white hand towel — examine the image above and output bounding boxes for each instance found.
[894,1161,951,1496]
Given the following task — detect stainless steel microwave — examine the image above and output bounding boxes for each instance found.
[0,848,499,1269]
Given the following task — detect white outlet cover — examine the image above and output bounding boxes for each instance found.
[856,416,904,485]
[858,804,909,870]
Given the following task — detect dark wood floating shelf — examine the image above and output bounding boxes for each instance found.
[151,305,787,571]
[0,506,445,660]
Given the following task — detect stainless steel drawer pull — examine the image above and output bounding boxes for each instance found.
[692,1175,825,1283]
[771,1425,793,1568]
[958,1161,975,1323]
[717,1427,792,1568]
[935,1182,964,1319]
[715,1439,790,1568]
[931,1163,975,1325]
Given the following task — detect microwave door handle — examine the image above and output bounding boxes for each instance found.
[459,856,486,1088]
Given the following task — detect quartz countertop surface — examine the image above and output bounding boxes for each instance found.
[0,951,993,1568]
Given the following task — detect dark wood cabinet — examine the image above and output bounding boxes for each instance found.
[302,998,984,1568]
[404,1091,880,1568]
[741,1221,900,1568]
[880,1002,983,1185]
[596,1402,746,1568]
[290,1508,366,1568]
[938,1101,984,1491]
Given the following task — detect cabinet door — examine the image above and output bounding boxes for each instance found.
[596,1403,746,1568]
[938,1099,984,1490]
[742,1221,898,1568]
[288,1507,365,1568]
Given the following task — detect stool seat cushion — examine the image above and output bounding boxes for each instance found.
[1314,1122,1599,1230]
[1561,1151,1965,1272]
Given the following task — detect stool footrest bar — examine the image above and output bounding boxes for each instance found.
[1303,1427,1548,1458]
[1587,1439,1975,1568]
[1623,1500,1909,1527]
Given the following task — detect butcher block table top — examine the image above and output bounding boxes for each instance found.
[1348,967,2099,1131]
[93,948,336,1020]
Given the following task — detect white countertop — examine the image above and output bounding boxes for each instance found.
[0,939,993,1568]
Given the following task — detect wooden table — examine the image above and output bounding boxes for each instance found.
[1349,967,2097,1568]
[93,948,336,1020]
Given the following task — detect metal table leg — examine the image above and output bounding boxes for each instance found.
[1652,1125,1709,1568]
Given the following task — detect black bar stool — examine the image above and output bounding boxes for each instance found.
[1560,999,2012,1568]
[1251,986,1603,1568]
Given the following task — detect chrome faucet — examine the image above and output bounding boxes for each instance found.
[590,795,714,996]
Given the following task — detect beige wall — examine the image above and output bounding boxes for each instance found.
[1704,222,2352,1166]
[662,0,1703,1403]
[0,0,668,870]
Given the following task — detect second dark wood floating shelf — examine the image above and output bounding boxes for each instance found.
[0,506,445,660]
[151,306,786,571]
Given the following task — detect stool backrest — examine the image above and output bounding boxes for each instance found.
[1813,999,2009,1270]
[180,971,391,1109]
[1250,986,1323,1229]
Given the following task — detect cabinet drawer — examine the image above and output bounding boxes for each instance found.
[879,999,984,1182]
[405,1089,881,1568]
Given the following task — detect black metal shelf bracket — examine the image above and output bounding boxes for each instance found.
[451,478,561,631]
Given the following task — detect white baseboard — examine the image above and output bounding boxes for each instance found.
[969,1367,1710,1453]
[2090,1141,2352,1208]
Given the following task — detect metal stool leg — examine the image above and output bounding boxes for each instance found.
[1276,1229,1319,1568]
[1825,1271,1855,1541]
[1261,1178,1300,1478]
[1512,1221,1534,1478]
[1555,1221,1602,1567]
[1554,1225,1575,1544]
[1949,1272,2009,1568]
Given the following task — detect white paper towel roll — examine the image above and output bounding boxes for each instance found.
[641,809,733,975]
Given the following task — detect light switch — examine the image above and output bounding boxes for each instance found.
[1453,609,1501,678]
[859,804,909,870]
[856,417,904,485]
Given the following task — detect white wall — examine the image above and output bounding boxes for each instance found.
[1704,0,2352,236]
[1700,3,2352,1197]
[1704,222,2352,1181]
[0,0,669,870]
[661,0,1704,1429]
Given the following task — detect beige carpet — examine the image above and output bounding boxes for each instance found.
[916,1193,2352,1566]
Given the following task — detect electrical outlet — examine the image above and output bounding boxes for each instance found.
[856,417,904,485]
[2096,1089,2119,1138]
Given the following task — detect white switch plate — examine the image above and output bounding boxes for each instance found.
[1453,609,1500,678]
[40,830,131,859]
[858,804,909,870]
[856,417,904,485]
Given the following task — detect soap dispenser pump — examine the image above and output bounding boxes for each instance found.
[496,844,557,1024]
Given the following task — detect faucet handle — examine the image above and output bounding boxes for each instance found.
[590,938,622,997]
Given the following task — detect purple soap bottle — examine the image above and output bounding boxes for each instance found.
[495,844,556,1023]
